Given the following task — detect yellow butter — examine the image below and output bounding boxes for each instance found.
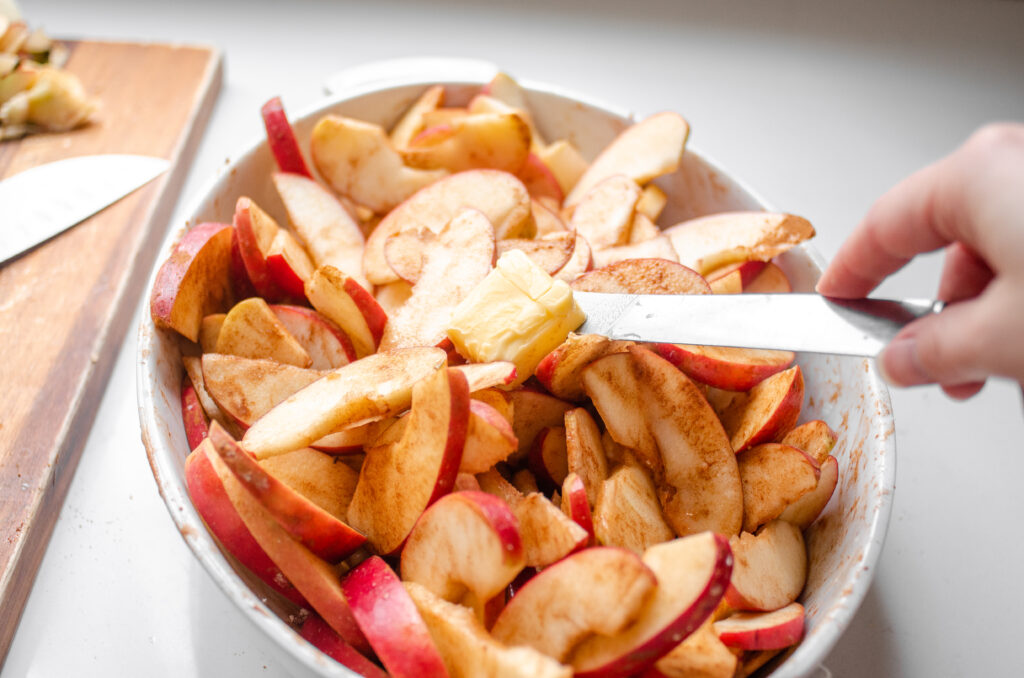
[448,250,585,385]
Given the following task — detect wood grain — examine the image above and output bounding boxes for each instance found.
[0,41,222,662]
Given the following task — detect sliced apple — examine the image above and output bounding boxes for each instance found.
[406,581,573,678]
[198,313,225,354]
[182,355,239,436]
[568,532,733,677]
[528,426,568,491]
[461,399,517,474]
[724,520,807,612]
[310,114,448,213]
[705,260,767,293]
[565,112,689,207]
[647,619,738,678]
[513,469,541,495]
[309,420,379,454]
[492,547,657,661]
[517,153,564,203]
[552,232,593,283]
[714,602,805,651]
[451,361,518,391]
[778,454,839,529]
[299,614,387,678]
[402,112,531,174]
[390,84,444,148]
[364,169,533,284]
[737,443,819,533]
[570,258,711,295]
[591,235,679,268]
[564,407,609,508]
[264,229,314,300]
[628,212,662,244]
[340,555,450,678]
[537,333,616,402]
[532,198,569,236]
[479,72,546,148]
[233,197,286,301]
[778,419,838,464]
[347,367,469,554]
[259,446,359,523]
[374,279,413,316]
[561,473,595,543]
[719,366,804,452]
[228,228,257,301]
[241,346,446,459]
[496,231,574,275]
[652,344,795,392]
[201,354,322,429]
[401,490,524,616]
[305,264,387,358]
[215,297,312,368]
[181,374,210,451]
[272,172,369,290]
[270,304,355,370]
[261,96,311,178]
[663,212,814,276]
[593,464,675,555]
[508,388,574,464]
[537,139,588,197]
[150,221,233,342]
[744,261,792,293]
[635,184,667,223]
[513,492,588,567]
[569,175,641,250]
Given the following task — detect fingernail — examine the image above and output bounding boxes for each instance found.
[879,338,931,387]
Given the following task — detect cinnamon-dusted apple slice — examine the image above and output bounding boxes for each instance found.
[714,602,805,651]
[492,547,657,662]
[241,346,446,458]
[778,419,838,464]
[310,420,379,455]
[461,400,517,474]
[744,261,792,293]
[593,464,675,555]
[635,184,668,222]
[664,212,814,276]
[233,197,286,301]
[265,229,314,299]
[208,424,365,562]
[150,221,233,342]
[305,264,387,358]
[390,84,444,148]
[340,556,450,678]
[532,198,569,236]
[652,344,794,392]
[379,209,496,351]
[513,469,541,496]
[181,375,210,451]
[184,440,306,606]
[270,304,355,370]
[528,426,568,491]
[299,614,387,678]
[517,153,564,202]
[565,112,689,207]
[401,490,524,615]
[365,169,533,285]
[628,213,662,244]
[645,619,738,678]
[591,235,678,268]
[737,443,819,533]
[570,258,711,295]
[719,366,804,453]
[778,454,839,529]
[198,313,225,354]
[374,279,413,316]
[564,407,609,508]
[496,232,575,275]
[261,96,312,178]
[479,73,546,148]
[451,361,518,391]
[402,112,531,174]
[215,298,312,368]
[537,139,588,197]
[202,354,323,429]
[552,232,593,282]
[536,334,614,402]
[272,172,369,290]
[259,446,359,523]
[203,441,368,651]
[310,114,447,214]
[347,367,469,554]
[724,520,807,612]
[583,347,743,537]
[182,356,238,436]
[569,175,641,250]
[406,581,573,678]
[508,388,574,464]
[560,473,594,543]
[569,533,733,677]
[705,260,768,294]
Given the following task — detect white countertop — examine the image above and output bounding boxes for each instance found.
[6,1,1023,676]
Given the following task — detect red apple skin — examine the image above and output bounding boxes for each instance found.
[561,473,595,544]
[233,197,282,301]
[344,275,388,348]
[184,442,306,606]
[721,366,804,452]
[705,260,767,289]
[261,96,313,178]
[714,603,805,651]
[300,614,387,678]
[181,375,210,451]
[341,556,450,678]
[652,343,794,392]
[229,228,257,300]
[271,304,357,367]
[518,153,564,203]
[265,250,307,301]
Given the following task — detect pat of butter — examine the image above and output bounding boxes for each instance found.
[448,250,585,385]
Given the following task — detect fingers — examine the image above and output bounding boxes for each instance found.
[937,242,993,303]
[941,382,986,400]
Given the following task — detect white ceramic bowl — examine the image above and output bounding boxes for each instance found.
[137,58,895,678]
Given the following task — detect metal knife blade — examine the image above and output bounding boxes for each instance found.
[0,154,169,264]
[573,292,945,356]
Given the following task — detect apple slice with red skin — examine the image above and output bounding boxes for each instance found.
[305,264,387,358]
[340,556,450,678]
[461,399,517,474]
[705,260,767,292]
[778,454,839,528]
[593,464,675,556]
[202,354,323,429]
[719,365,804,453]
[643,619,738,678]
[216,297,312,368]
[379,209,496,351]
[401,490,524,617]
[299,614,387,678]
[181,374,210,451]
[364,169,533,284]
[347,367,469,555]
[528,426,568,492]
[518,153,563,203]
[228,228,257,301]
[406,581,573,678]
[150,221,233,342]
[724,520,807,612]
[182,356,240,437]
[184,440,306,606]
[401,112,531,175]
[737,443,819,533]
[591,235,678,268]
[537,334,634,401]
[538,139,588,197]
[259,446,358,523]
[565,112,689,207]
[233,197,286,301]
[569,174,641,250]
[560,473,594,543]
[492,547,657,662]
[265,229,314,300]
[508,388,573,464]
[744,261,792,293]
[583,347,743,538]
[714,602,805,651]
[309,421,378,455]
[570,258,711,295]
[635,184,667,222]
[552,232,593,283]
[496,231,575,275]
[568,532,733,678]
[652,343,795,392]
[270,304,355,370]
[198,313,225,354]
[532,198,569,236]
[778,419,838,464]
[390,84,444,148]
[451,361,518,391]
[564,407,609,508]
[261,96,312,178]
[208,424,365,562]
[629,212,662,244]
[241,346,446,459]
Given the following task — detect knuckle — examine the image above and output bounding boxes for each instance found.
[965,122,1024,155]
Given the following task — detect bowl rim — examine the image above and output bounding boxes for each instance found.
[137,60,895,678]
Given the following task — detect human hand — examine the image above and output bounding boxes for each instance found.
[816,123,1024,399]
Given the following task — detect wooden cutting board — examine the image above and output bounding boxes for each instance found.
[0,40,222,661]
